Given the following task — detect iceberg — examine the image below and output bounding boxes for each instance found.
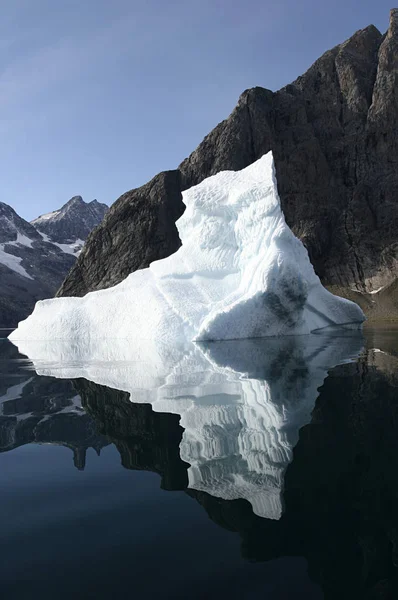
[9,152,364,343]
[12,331,363,519]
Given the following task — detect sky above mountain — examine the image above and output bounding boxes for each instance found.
[1,0,392,220]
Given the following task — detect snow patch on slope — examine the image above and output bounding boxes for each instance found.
[8,233,34,248]
[0,245,34,279]
[10,152,365,342]
[52,239,85,256]
[0,230,36,279]
[31,210,60,224]
[38,231,84,255]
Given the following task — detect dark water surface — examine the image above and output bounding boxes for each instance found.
[1,327,398,599]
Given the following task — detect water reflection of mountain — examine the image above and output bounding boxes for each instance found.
[14,332,363,519]
[7,330,398,597]
[0,339,108,468]
[76,379,188,490]
[73,342,398,599]
[280,348,398,599]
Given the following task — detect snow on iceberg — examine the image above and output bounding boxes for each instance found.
[9,152,364,343]
[12,331,364,519]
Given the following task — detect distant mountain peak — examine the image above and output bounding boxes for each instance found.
[64,195,84,207]
[31,196,108,244]
[0,197,108,327]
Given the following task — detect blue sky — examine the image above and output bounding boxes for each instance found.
[1,0,393,220]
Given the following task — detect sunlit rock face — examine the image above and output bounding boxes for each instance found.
[10,153,364,344]
[12,331,363,519]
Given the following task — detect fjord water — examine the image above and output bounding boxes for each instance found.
[1,328,398,599]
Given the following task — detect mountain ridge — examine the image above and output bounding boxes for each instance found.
[57,10,398,319]
[31,196,108,245]
[0,197,108,326]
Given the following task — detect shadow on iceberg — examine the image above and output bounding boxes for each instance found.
[13,329,363,520]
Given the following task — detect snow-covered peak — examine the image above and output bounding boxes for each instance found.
[32,209,61,222]
[65,195,85,207]
[0,197,101,283]
[31,196,108,244]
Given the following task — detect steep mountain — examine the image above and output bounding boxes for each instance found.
[0,198,107,327]
[31,196,108,251]
[58,10,398,319]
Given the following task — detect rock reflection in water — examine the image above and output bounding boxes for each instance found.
[75,333,398,599]
[0,338,108,468]
[6,329,398,597]
[13,331,363,519]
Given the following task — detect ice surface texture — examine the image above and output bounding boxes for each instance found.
[9,152,364,343]
[12,332,363,519]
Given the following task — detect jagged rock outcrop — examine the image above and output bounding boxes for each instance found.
[57,11,398,318]
[58,173,183,295]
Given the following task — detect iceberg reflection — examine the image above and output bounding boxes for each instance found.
[12,331,363,519]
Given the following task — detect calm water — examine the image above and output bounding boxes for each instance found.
[1,327,398,599]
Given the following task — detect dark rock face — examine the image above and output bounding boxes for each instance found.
[58,11,398,317]
[31,196,108,244]
[0,198,108,327]
[74,378,188,491]
[57,172,183,296]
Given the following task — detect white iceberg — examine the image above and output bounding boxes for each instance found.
[11,331,363,520]
[9,152,364,343]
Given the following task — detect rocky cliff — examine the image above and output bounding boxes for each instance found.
[57,10,398,319]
